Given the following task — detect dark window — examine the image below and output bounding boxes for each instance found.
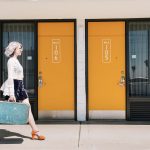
[128,22,150,96]
[2,23,36,98]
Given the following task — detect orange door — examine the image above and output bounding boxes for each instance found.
[88,22,125,117]
[38,22,74,119]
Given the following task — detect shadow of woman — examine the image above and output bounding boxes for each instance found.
[0,129,31,144]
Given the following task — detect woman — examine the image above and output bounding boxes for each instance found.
[0,41,45,140]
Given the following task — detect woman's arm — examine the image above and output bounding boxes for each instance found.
[7,59,16,101]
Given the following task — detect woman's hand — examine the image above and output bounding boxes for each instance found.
[8,96,16,102]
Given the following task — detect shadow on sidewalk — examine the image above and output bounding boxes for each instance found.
[0,129,31,144]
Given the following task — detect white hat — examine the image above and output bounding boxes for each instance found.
[4,41,23,57]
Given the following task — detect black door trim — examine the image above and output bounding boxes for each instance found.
[37,19,77,120]
[85,18,150,121]
[85,19,127,120]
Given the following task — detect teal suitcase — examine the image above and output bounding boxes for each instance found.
[0,101,30,124]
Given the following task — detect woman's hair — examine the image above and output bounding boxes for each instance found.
[9,51,16,57]
[4,41,23,57]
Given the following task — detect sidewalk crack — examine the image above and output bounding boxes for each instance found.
[78,122,82,148]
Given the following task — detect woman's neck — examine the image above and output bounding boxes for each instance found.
[12,55,18,59]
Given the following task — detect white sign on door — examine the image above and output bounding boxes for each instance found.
[52,39,61,63]
[102,39,111,63]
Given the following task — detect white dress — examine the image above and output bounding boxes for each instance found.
[0,57,24,97]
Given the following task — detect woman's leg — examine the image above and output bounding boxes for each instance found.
[22,98,45,140]
[22,98,38,131]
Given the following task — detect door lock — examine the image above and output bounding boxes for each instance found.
[119,70,125,86]
[38,71,43,88]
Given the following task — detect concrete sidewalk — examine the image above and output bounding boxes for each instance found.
[0,121,150,150]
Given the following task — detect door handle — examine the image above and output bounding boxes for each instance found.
[119,70,125,86]
[38,71,43,88]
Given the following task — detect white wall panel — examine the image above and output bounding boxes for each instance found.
[0,0,149,19]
